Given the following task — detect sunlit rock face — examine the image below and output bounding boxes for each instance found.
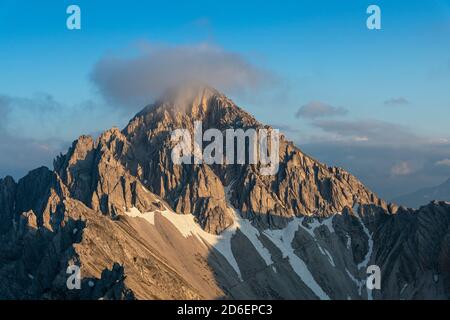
[0,87,449,300]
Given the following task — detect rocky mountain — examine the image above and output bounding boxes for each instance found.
[393,178,450,209]
[0,86,449,299]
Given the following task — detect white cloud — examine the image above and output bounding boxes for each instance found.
[435,159,450,167]
[391,161,413,176]
[310,119,421,146]
[384,97,410,105]
[353,136,369,142]
[91,43,275,107]
[0,93,125,179]
[295,101,347,119]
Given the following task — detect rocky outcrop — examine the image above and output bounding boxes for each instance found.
[0,86,449,300]
[0,177,209,299]
[54,129,164,220]
[117,86,388,233]
[365,201,450,299]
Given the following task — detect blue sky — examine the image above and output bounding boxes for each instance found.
[0,0,450,199]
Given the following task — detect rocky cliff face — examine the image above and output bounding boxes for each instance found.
[74,86,388,234]
[0,86,448,300]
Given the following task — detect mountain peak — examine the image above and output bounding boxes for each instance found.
[157,84,225,113]
[134,84,237,121]
[129,85,262,136]
[120,85,389,233]
[161,84,221,104]
[4,81,450,300]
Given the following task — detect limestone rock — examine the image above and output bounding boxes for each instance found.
[0,86,449,300]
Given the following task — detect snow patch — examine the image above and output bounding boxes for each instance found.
[126,207,155,225]
[367,287,373,300]
[299,216,335,238]
[433,274,439,283]
[263,218,330,300]
[125,184,339,299]
[400,283,408,294]
[355,211,373,270]
[125,206,242,280]
[345,268,363,296]
[345,234,351,249]
[224,184,273,267]
[353,204,374,300]
[317,245,336,267]
[321,216,335,233]
[322,247,336,267]
[125,183,274,282]
[300,218,321,238]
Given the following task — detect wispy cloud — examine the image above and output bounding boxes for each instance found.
[391,161,414,176]
[384,97,410,105]
[435,158,450,167]
[0,93,126,179]
[295,101,348,119]
[0,96,11,131]
[0,135,67,180]
[293,113,450,198]
[269,123,301,135]
[0,93,125,140]
[300,141,450,199]
[310,119,420,146]
[91,42,276,107]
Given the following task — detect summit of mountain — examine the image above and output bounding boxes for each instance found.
[1,86,448,300]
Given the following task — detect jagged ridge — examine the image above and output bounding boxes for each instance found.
[0,86,449,300]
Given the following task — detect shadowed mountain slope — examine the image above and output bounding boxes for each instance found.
[0,86,449,299]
